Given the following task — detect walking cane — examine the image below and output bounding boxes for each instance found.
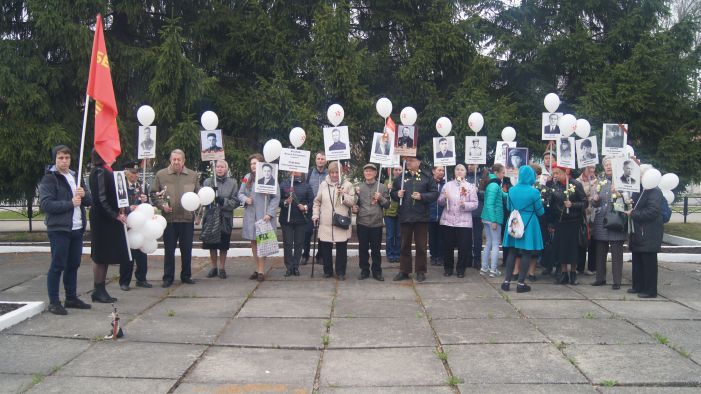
[311,222,319,278]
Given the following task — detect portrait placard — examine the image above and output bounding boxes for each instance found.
[612,158,640,194]
[576,136,599,168]
[505,147,528,181]
[433,136,456,166]
[137,126,157,159]
[602,123,628,157]
[254,162,279,194]
[557,137,576,169]
[200,129,225,161]
[114,171,129,208]
[494,141,516,165]
[323,126,351,161]
[465,136,487,165]
[381,154,401,169]
[370,131,395,165]
[542,112,563,141]
[395,125,417,157]
[279,148,311,173]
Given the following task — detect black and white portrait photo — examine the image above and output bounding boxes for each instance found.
[494,141,516,165]
[395,125,418,157]
[542,112,563,141]
[433,136,456,166]
[612,158,640,193]
[254,162,279,194]
[323,126,351,161]
[370,131,395,166]
[114,171,129,208]
[557,137,576,169]
[465,136,487,165]
[602,123,628,156]
[137,126,157,159]
[576,136,599,168]
[200,129,225,161]
[505,147,528,182]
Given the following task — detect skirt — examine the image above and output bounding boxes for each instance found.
[202,230,232,251]
[554,221,580,264]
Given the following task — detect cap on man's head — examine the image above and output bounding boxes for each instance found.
[121,160,141,173]
[363,163,377,171]
[508,149,520,157]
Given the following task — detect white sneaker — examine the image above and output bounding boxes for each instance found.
[489,270,501,278]
[480,268,489,275]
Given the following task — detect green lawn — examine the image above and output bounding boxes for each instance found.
[664,223,701,241]
[0,211,44,220]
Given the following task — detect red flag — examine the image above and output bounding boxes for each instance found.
[87,14,120,164]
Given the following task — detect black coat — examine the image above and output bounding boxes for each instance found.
[279,178,314,225]
[550,179,587,224]
[390,169,438,223]
[89,167,130,265]
[39,167,92,232]
[629,188,664,253]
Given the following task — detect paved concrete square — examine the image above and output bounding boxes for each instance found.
[422,298,518,319]
[217,317,327,348]
[239,297,331,318]
[511,299,613,319]
[26,376,176,393]
[533,318,656,345]
[415,282,501,300]
[432,318,547,345]
[329,317,435,348]
[333,298,421,318]
[125,315,229,344]
[596,300,701,320]
[0,336,91,375]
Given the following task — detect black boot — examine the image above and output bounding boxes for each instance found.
[92,283,117,303]
[556,272,569,285]
[569,271,578,285]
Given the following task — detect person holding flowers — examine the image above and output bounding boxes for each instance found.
[550,164,587,285]
[590,157,627,289]
[437,164,479,277]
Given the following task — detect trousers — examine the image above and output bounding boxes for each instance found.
[357,224,383,274]
[163,222,194,282]
[47,229,83,303]
[400,222,428,274]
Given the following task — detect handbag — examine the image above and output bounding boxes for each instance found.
[578,219,589,248]
[255,219,279,257]
[603,205,626,232]
[200,204,222,244]
[329,185,351,229]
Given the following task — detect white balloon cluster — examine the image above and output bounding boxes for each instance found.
[639,166,680,204]
[180,187,217,212]
[126,204,166,254]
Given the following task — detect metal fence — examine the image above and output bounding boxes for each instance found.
[672,195,701,223]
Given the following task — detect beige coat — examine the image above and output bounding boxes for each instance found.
[312,176,355,243]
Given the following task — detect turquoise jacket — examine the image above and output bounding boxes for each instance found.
[480,173,505,225]
[502,166,545,251]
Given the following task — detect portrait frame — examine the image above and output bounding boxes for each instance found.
[602,123,628,157]
[254,162,279,194]
[370,131,395,166]
[465,136,487,165]
[200,129,225,161]
[433,136,456,166]
[505,147,528,181]
[114,171,129,208]
[137,126,157,159]
[494,141,517,165]
[323,126,351,161]
[557,136,576,169]
[576,136,599,168]
[542,112,563,141]
[395,125,418,157]
[611,157,640,194]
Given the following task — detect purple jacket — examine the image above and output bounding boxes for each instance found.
[437,180,478,227]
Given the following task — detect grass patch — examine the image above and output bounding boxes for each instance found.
[599,379,618,387]
[0,211,45,220]
[434,349,449,361]
[583,312,597,319]
[555,341,566,350]
[166,309,176,317]
[0,231,49,242]
[31,373,44,385]
[91,335,105,342]
[447,376,464,386]
[324,319,333,329]
[416,311,424,319]
[321,334,330,346]
[653,332,669,345]
[664,223,701,241]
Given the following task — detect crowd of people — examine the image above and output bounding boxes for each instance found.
[38,145,667,315]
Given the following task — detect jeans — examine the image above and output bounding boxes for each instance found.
[47,229,84,303]
[428,221,443,260]
[472,215,483,266]
[163,222,194,282]
[282,223,306,269]
[481,222,501,272]
[384,216,400,261]
[400,222,428,274]
[120,249,148,286]
[319,240,347,276]
[357,224,383,274]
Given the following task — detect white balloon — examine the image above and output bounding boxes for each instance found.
[663,190,675,205]
[137,105,155,126]
[201,111,219,131]
[435,117,452,136]
[327,104,344,127]
[136,203,154,217]
[127,229,145,250]
[501,127,517,142]
[142,218,164,240]
[544,93,560,113]
[642,168,662,190]
[574,119,591,139]
[198,187,216,206]
[126,211,147,230]
[468,112,484,133]
[181,192,200,212]
[625,145,635,158]
[660,173,680,191]
[153,214,167,231]
[376,97,392,118]
[400,107,417,126]
[263,139,283,162]
[289,127,306,148]
[558,114,577,137]
[140,239,158,254]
